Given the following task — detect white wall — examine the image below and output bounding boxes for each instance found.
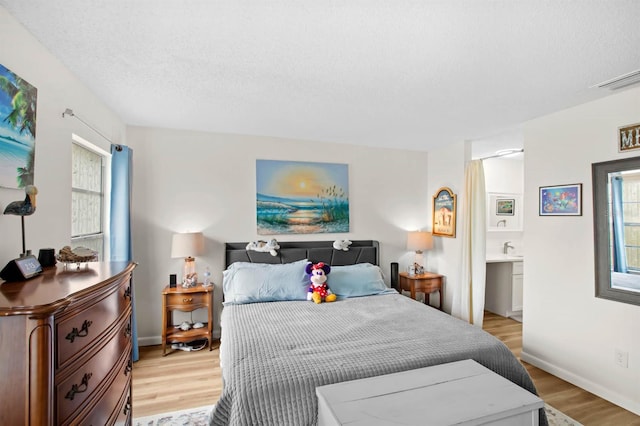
[426,141,467,312]
[0,7,125,265]
[522,86,640,415]
[484,157,524,194]
[126,126,431,343]
[484,157,524,255]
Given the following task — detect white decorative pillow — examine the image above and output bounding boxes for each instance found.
[223,259,309,305]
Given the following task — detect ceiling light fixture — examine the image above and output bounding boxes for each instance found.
[494,148,522,157]
[591,69,640,91]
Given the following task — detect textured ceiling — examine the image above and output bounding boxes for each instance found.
[2,1,639,154]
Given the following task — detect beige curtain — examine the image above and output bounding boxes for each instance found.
[452,160,487,326]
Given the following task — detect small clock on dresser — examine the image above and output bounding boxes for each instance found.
[0,254,42,281]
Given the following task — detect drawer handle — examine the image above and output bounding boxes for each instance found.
[125,359,132,376]
[124,322,132,338]
[124,286,131,300]
[123,396,132,415]
[65,372,92,401]
[183,297,193,303]
[65,320,93,343]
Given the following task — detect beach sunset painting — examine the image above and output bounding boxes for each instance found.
[0,64,37,189]
[256,159,349,234]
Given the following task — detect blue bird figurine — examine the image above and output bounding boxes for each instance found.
[3,185,38,216]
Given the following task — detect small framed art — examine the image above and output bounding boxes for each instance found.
[432,187,457,237]
[496,198,515,216]
[539,183,582,216]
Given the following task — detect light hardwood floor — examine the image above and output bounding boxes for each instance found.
[132,312,640,425]
[132,343,222,418]
[482,312,639,426]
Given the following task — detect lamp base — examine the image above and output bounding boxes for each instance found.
[182,257,198,287]
[409,262,425,276]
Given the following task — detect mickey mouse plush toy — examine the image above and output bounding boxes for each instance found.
[305,262,337,304]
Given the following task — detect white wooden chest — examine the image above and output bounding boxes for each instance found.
[316,359,543,426]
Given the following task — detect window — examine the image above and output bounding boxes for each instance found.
[593,157,640,307]
[622,172,640,273]
[71,136,111,260]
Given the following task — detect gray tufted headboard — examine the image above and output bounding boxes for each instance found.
[225,240,379,268]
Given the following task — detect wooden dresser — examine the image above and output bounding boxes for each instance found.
[0,261,136,425]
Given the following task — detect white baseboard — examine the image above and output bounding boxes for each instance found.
[138,336,162,346]
[137,332,221,348]
[521,350,640,416]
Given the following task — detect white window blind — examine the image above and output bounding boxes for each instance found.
[71,142,106,259]
[622,172,640,271]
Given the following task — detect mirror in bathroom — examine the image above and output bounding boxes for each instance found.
[487,192,523,231]
[592,157,640,306]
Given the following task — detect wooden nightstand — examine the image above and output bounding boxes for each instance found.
[399,271,444,310]
[162,284,214,355]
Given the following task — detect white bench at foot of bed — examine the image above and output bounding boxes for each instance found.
[316,359,544,426]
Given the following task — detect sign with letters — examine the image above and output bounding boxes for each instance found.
[619,123,640,152]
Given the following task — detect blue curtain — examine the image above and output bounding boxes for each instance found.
[110,145,139,361]
[611,175,628,273]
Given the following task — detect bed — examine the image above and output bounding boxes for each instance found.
[209,240,547,426]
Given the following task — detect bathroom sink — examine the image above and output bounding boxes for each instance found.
[486,254,524,263]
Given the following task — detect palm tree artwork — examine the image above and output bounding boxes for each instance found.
[0,63,37,189]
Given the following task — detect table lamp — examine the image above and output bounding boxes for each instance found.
[406,231,433,275]
[171,232,205,287]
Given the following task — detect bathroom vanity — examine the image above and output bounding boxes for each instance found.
[485,256,523,318]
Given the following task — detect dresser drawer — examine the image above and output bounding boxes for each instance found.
[113,390,132,426]
[165,291,208,309]
[57,316,131,425]
[56,279,131,370]
[68,350,132,426]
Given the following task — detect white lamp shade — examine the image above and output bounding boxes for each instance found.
[171,232,205,258]
[407,231,433,253]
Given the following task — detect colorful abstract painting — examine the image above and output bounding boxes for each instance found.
[539,183,582,216]
[256,159,349,234]
[0,64,37,189]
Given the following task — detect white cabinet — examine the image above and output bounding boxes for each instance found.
[485,261,523,318]
[511,261,523,311]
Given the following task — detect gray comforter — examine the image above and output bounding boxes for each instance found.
[209,293,547,425]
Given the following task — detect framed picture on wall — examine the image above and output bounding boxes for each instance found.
[0,63,37,189]
[432,187,457,237]
[255,159,350,234]
[496,198,515,215]
[539,183,582,216]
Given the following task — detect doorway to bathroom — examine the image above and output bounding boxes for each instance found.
[472,131,524,322]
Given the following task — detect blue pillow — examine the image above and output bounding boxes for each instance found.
[328,263,396,298]
[223,259,309,305]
